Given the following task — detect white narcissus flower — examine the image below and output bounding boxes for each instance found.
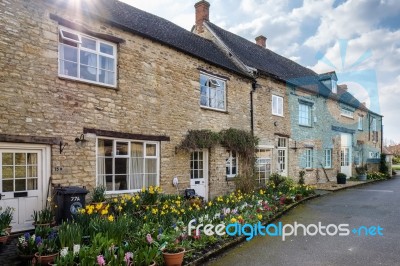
[73,244,80,255]
[60,247,68,257]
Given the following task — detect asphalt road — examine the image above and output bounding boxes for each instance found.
[207,176,400,266]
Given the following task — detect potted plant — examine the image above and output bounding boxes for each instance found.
[91,186,106,204]
[162,242,185,266]
[355,164,368,181]
[34,229,60,265]
[17,232,37,262]
[0,206,14,234]
[140,186,161,208]
[32,208,54,227]
[0,224,9,244]
[336,172,347,184]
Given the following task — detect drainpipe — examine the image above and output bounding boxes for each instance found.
[250,81,257,135]
[381,119,383,154]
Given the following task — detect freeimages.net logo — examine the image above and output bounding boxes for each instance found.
[188,219,384,241]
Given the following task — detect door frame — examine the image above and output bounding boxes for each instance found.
[189,149,209,201]
[0,142,51,231]
[340,133,352,178]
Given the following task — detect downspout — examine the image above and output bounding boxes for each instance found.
[250,81,257,135]
[381,119,383,154]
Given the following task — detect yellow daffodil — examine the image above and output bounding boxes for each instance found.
[108,215,114,222]
[257,214,263,220]
[231,217,237,223]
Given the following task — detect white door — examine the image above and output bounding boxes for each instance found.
[340,134,352,178]
[0,144,50,232]
[190,150,208,201]
[277,138,288,176]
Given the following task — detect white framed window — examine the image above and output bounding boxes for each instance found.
[97,138,159,193]
[226,150,238,178]
[200,73,226,111]
[372,118,377,131]
[358,116,363,130]
[341,107,354,118]
[58,27,117,87]
[255,148,272,184]
[305,149,313,169]
[299,103,311,126]
[272,95,283,116]
[324,149,332,168]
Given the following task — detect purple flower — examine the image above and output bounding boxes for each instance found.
[124,252,133,263]
[146,233,153,244]
[35,236,42,245]
[24,232,30,241]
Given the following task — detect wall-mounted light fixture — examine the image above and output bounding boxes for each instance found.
[75,134,88,144]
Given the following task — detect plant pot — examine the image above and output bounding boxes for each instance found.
[18,254,35,263]
[148,260,156,266]
[35,252,58,265]
[337,176,346,184]
[358,174,367,181]
[33,222,52,228]
[0,235,9,244]
[162,247,185,266]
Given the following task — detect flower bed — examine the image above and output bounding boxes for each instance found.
[23,178,315,265]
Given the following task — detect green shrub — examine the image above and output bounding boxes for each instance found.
[234,175,257,194]
[270,173,286,187]
[337,172,346,179]
[298,170,305,185]
[367,172,388,180]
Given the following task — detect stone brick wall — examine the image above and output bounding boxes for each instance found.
[0,0,252,199]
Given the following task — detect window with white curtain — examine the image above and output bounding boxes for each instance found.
[58,27,117,87]
[200,73,226,111]
[272,95,283,116]
[226,150,238,178]
[97,138,159,193]
[305,149,313,169]
[299,103,311,126]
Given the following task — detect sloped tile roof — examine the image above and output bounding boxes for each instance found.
[205,22,379,114]
[89,0,247,77]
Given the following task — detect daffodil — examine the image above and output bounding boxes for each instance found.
[108,215,114,222]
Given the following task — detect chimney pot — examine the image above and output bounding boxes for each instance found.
[195,0,210,33]
[255,35,267,48]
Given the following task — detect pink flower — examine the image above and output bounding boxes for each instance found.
[97,255,106,266]
[146,233,153,244]
[124,252,133,263]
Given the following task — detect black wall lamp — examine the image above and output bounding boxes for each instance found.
[75,134,88,144]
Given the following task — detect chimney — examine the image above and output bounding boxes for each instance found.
[195,0,210,33]
[340,84,348,90]
[255,35,267,48]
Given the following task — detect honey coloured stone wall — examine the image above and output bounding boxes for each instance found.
[0,0,253,199]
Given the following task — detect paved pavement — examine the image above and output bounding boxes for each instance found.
[207,176,400,266]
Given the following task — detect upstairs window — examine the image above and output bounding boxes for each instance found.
[341,107,354,118]
[371,117,378,142]
[358,116,363,130]
[58,27,117,87]
[332,80,337,93]
[272,95,283,116]
[299,103,311,126]
[200,73,226,111]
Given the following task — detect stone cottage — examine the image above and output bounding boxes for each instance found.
[192,0,383,183]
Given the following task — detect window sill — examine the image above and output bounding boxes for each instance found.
[105,189,140,195]
[226,175,237,181]
[305,168,314,171]
[299,124,312,128]
[272,114,284,117]
[358,129,363,131]
[200,106,228,114]
[341,114,354,119]
[58,75,118,90]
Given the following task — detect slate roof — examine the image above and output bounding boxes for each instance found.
[205,22,380,115]
[81,0,247,77]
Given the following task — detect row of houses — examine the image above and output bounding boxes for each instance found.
[0,0,382,231]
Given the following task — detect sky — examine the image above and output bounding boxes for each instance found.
[120,0,400,144]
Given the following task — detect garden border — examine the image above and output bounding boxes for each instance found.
[185,194,320,266]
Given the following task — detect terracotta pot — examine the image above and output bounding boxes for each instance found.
[162,247,185,266]
[35,252,58,265]
[18,254,35,263]
[148,260,156,266]
[0,235,9,244]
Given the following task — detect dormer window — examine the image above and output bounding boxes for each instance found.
[332,80,337,93]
